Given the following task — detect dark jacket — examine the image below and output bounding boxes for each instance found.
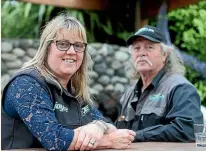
[116,69,203,142]
[1,68,94,150]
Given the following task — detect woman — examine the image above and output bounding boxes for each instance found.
[1,13,135,151]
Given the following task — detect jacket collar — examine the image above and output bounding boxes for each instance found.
[134,67,166,96]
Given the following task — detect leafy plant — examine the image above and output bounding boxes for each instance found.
[168,0,206,62]
[2,1,131,43]
[168,0,206,105]
[2,1,54,38]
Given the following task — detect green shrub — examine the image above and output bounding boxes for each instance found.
[2,1,54,38]
[168,0,206,106]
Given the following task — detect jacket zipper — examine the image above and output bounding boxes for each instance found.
[77,100,82,126]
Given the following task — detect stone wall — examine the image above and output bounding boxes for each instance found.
[1,39,134,121]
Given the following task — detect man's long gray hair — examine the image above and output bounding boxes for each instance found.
[125,43,185,79]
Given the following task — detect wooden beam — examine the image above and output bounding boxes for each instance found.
[140,0,199,19]
[19,0,109,10]
[140,0,162,19]
[19,0,200,19]
[168,0,200,11]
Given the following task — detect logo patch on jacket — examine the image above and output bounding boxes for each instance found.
[54,102,68,112]
[149,94,165,101]
[81,105,90,116]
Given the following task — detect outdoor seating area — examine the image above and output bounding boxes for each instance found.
[1,0,206,150]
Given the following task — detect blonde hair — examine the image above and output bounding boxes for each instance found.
[21,13,94,105]
[125,43,185,79]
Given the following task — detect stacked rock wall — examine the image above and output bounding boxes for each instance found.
[1,39,135,121]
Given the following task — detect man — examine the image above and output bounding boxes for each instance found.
[116,25,203,142]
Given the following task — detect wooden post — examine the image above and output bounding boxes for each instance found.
[19,0,109,10]
[140,19,149,28]
[134,0,141,30]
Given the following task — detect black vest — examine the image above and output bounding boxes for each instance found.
[1,68,93,149]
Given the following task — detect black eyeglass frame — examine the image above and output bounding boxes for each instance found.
[52,40,87,53]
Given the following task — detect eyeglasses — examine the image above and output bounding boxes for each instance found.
[53,40,87,53]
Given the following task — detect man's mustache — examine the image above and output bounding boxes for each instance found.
[135,56,153,67]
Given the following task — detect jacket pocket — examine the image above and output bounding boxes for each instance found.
[141,97,167,117]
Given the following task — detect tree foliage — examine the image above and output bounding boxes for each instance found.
[1,1,54,38]
[168,0,206,105]
[1,1,132,44]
